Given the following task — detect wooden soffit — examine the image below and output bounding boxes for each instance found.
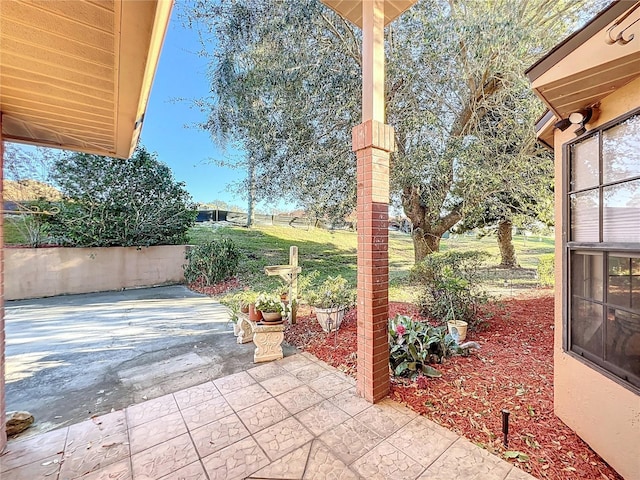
[321,0,417,27]
[0,0,173,159]
[526,1,640,121]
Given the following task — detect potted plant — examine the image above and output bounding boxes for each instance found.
[305,275,355,332]
[255,292,288,323]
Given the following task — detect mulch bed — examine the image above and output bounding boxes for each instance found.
[188,277,241,296]
[284,294,622,480]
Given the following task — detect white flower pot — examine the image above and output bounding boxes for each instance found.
[447,320,468,342]
[315,307,347,332]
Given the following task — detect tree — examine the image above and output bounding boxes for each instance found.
[46,146,196,247]
[188,0,601,263]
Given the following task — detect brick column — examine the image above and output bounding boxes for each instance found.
[353,119,394,402]
[0,112,6,451]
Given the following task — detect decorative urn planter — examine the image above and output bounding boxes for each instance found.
[447,320,468,342]
[315,307,347,333]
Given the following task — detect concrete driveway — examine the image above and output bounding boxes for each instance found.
[4,285,295,438]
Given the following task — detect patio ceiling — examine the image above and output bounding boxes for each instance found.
[321,0,416,27]
[0,0,173,159]
[526,1,640,122]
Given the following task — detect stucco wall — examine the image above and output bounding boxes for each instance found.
[553,76,640,480]
[5,245,190,301]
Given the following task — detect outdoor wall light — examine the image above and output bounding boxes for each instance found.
[553,105,600,136]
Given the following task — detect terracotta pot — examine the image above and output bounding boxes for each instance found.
[261,311,283,323]
[248,303,263,322]
[240,304,250,314]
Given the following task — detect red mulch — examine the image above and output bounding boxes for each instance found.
[188,277,241,296]
[284,295,622,480]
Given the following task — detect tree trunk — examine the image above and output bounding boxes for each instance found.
[412,229,442,264]
[246,161,255,227]
[497,219,518,267]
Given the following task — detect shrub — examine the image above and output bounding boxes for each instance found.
[389,315,472,379]
[45,146,196,247]
[537,254,555,287]
[412,250,492,329]
[183,239,240,286]
[303,275,355,309]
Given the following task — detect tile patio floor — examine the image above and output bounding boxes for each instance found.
[0,352,536,480]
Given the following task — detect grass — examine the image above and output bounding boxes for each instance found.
[187,224,554,301]
[3,219,29,245]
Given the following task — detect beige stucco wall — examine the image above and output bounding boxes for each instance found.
[553,76,640,480]
[5,245,189,301]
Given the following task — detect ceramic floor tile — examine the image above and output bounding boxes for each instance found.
[190,413,250,457]
[277,354,315,372]
[275,385,325,415]
[77,458,131,480]
[181,395,234,430]
[201,436,269,480]
[173,381,220,410]
[308,373,352,398]
[223,383,272,411]
[298,351,320,362]
[504,466,538,480]
[252,417,314,461]
[130,433,198,480]
[213,371,256,395]
[318,417,382,466]
[237,397,291,434]
[295,399,351,436]
[351,440,425,480]
[290,363,332,383]
[128,411,187,455]
[387,415,457,468]
[260,373,304,396]
[354,403,414,438]
[249,442,311,479]
[303,440,361,480]
[126,394,179,428]
[329,388,373,417]
[0,427,68,472]
[0,454,62,480]
[157,461,208,480]
[66,411,128,447]
[246,362,287,382]
[417,437,513,480]
[59,430,130,479]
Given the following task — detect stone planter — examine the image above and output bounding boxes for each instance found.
[260,311,283,323]
[315,306,347,332]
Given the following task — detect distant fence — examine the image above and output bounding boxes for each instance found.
[196,210,354,231]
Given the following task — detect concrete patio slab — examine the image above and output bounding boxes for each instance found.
[0,352,537,480]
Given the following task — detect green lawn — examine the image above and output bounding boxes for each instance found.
[188,224,554,301]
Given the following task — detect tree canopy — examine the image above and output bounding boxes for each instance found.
[46,146,196,247]
[188,0,603,262]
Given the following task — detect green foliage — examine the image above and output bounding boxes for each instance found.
[537,254,555,287]
[303,273,355,309]
[45,146,196,247]
[389,315,473,379]
[5,200,55,247]
[183,238,240,286]
[413,250,492,328]
[255,292,288,314]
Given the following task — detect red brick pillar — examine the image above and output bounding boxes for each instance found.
[0,112,6,451]
[353,119,394,403]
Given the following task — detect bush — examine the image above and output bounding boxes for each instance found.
[45,146,196,247]
[303,274,355,309]
[412,250,492,329]
[389,315,472,379]
[537,254,555,287]
[183,239,240,286]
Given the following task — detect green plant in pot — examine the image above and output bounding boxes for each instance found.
[305,275,355,332]
[255,292,288,323]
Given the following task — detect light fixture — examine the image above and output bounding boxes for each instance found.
[554,105,599,136]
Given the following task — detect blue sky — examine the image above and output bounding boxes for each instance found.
[141,9,246,207]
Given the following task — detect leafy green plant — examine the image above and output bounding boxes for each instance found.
[255,292,288,314]
[303,274,355,309]
[537,254,555,287]
[389,315,474,379]
[183,238,240,286]
[412,250,492,329]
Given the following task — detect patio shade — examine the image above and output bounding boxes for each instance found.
[321,0,416,27]
[0,0,173,158]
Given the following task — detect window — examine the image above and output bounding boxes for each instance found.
[566,111,640,389]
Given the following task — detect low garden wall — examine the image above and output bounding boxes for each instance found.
[5,245,190,300]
